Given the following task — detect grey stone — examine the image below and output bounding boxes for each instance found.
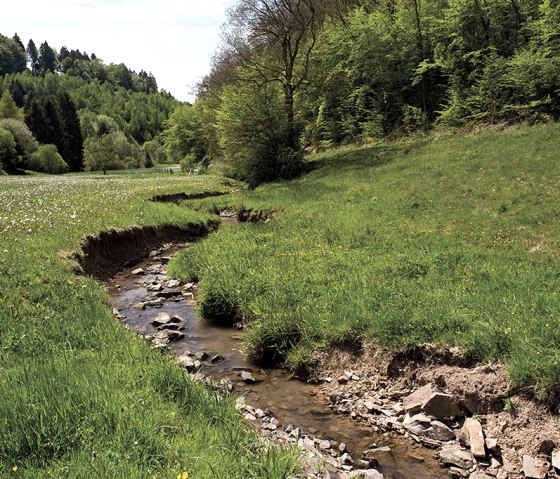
[241,371,257,383]
[448,467,470,478]
[341,453,354,465]
[403,384,434,414]
[429,420,456,442]
[317,439,331,450]
[421,392,462,418]
[166,279,181,288]
[439,445,473,469]
[211,354,225,363]
[363,446,392,465]
[195,351,209,361]
[151,312,171,326]
[485,438,499,454]
[522,455,547,479]
[166,330,185,341]
[132,268,144,275]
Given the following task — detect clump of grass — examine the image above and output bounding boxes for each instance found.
[171,123,560,401]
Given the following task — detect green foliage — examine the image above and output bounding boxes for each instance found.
[164,104,205,163]
[0,90,24,121]
[0,34,26,76]
[216,83,303,186]
[28,144,69,174]
[84,134,122,174]
[0,118,39,171]
[0,127,16,171]
[171,124,560,400]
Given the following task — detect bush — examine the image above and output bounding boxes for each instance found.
[28,144,69,174]
[0,127,17,172]
[216,83,304,186]
[0,118,39,171]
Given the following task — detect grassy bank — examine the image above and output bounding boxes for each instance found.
[170,124,560,401]
[0,174,298,478]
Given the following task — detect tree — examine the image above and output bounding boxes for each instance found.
[12,34,25,52]
[163,104,206,164]
[0,34,27,75]
[217,82,303,185]
[83,134,121,174]
[0,118,39,171]
[39,41,58,74]
[0,91,25,121]
[26,39,40,74]
[0,128,17,173]
[224,0,326,146]
[56,93,84,171]
[28,144,69,174]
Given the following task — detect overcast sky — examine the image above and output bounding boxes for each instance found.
[1,0,234,101]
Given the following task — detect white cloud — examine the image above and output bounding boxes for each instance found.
[1,0,234,101]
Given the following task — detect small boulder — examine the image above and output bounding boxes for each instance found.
[211,354,225,363]
[460,418,486,459]
[166,330,185,341]
[439,445,473,469]
[429,420,456,442]
[194,351,209,361]
[132,268,144,275]
[151,312,171,327]
[240,371,258,383]
[421,392,462,418]
[522,455,547,479]
[403,385,434,414]
[363,446,392,465]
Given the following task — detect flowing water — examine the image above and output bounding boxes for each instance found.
[108,244,448,479]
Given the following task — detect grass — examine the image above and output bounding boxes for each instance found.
[0,173,299,478]
[169,123,560,401]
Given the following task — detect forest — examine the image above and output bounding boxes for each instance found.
[0,33,178,175]
[181,0,560,184]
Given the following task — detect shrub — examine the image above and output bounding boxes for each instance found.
[28,144,69,174]
[0,127,17,172]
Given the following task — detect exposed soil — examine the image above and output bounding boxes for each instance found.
[151,191,230,204]
[315,343,560,479]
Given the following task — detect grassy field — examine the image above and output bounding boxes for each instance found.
[0,174,298,478]
[170,123,560,401]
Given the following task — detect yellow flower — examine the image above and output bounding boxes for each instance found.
[176,472,189,479]
[12,465,18,472]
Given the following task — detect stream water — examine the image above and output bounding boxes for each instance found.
[108,243,448,479]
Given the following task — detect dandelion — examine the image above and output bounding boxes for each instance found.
[176,472,189,479]
[12,465,18,472]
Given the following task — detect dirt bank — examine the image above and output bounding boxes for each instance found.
[76,221,217,280]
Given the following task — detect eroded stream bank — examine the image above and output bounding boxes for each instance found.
[105,239,447,479]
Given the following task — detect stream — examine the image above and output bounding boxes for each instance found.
[108,240,448,479]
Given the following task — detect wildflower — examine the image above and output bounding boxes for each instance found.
[12,465,18,472]
[177,472,189,479]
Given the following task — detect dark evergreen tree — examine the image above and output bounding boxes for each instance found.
[56,93,84,171]
[26,39,40,74]
[9,80,26,108]
[12,34,25,52]
[39,41,58,74]
[0,34,27,75]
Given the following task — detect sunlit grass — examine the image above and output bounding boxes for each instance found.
[0,172,298,478]
[171,123,560,400]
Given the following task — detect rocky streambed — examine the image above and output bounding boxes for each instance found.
[106,240,448,479]
[96,222,559,479]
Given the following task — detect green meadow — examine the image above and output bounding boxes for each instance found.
[0,174,297,478]
[171,124,560,401]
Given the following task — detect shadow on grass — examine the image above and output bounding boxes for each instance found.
[302,143,405,180]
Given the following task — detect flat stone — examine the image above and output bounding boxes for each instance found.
[337,376,349,385]
[132,268,144,275]
[522,455,547,479]
[211,354,225,363]
[147,284,163,292]
[363,446,392,465]
[429,420,456,442]
[341,453,354,465]
[240,371,257,383]
[439,445,473,469]
[151,312,171,326]
[166,279,182,288]
[448,467,470,478]
[552,449,560,470]
[166,330,185,341]
[403,384,434,414]
[422,392,462,418]
[156,290,182,298]
[178,354,200,372]
[403,413,432,436]
[461,418,486,459]
[317,439,331,450]
[132,302,146,310]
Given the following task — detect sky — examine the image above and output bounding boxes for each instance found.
[1,0,234,101]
